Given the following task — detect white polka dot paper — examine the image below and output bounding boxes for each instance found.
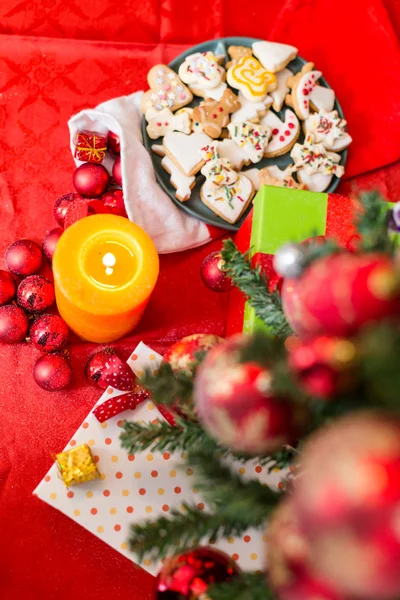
[34,342,283,575]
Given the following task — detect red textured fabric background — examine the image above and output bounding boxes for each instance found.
[0,1,400,598]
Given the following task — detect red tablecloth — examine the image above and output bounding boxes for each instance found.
[1,1,400,598]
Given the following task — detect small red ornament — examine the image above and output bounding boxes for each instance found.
[53,193,80,227]
[164,333,223,377]
[86,199,112,215]
[194,335,301,454]
[200,251,232,293]
[30,314,68,353]
[86,348,135,391]
[155,547,238,599]
[17,275,55,313]
[282,253,400,338]
[0,304,29,343]
[107,131,121,156]
[63,199,90,229]
[33,353,72,391]
[0,270,16,305]
[42,228,63,262]
[73,163,110,198]
[287,336,358,399]
[112,157,122,187]
[101,189,126,216]
[5,239,43,276]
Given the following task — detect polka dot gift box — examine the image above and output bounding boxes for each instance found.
[34,342,283,575]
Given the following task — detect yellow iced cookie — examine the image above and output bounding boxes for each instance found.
[227,56,277,102]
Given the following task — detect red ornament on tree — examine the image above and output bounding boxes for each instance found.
[53,192,81,227]
[0,304,29,343]
[17,275,55,313]
[30,314,68,353]
[33,353,72,391]
[107,131,121,156]
[101,189,126,217]
[194,335,301,454]
[282,253,400,338]
[73,163,110,198]
[200,251,233,293]
[86,348,135,391]
[112,157,122,187]
[0,270,16,305]
[155,547,238,599]
[5,239,43,276]
[164,333,223,377]
[42,228,63,262]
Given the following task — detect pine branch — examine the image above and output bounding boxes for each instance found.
[120,419,207,454]
[302,237,342,268]
[221,239,292,337]
[208,572,274,600]
[128,504,254,562]
[140,362,195,418]
[356,190,394,254]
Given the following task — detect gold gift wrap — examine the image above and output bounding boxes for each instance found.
[56,444,100,487]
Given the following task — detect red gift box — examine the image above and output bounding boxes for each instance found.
[74,129,108,163]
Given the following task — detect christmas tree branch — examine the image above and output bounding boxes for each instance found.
[120,419,206,454]
[221,239,292,337]
[140,362,196,419]
[208,572,276,600]
[356,190,394,254]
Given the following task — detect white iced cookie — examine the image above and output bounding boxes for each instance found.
[161,156,196,202]
[291,134,345,192]
[218,138,248,170]
[241,168,261,191]
[179,51,226,99]
[261,109,300,157]
[227,121,271,164]
[146,108,191,139]
[259,165,306,189]
[270,68,292,112]
[231,91,273,124]
[286,63,335,120]
[200,174,254,224]
[304,110,352,152]
[252,41,298,73]
[163,132,212,176]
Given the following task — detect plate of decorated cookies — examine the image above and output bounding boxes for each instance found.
[141,37,352,231]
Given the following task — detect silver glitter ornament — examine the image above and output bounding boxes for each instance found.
[273,243,306,279]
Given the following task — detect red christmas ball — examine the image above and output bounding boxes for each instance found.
[282,253,400,338]
[0,270,16,305]
[0,304,29,343]
[155,547,238,598]
[164,333,223,377]
[42,227,63,262]
[194,334,301,454]
[101,189,126,217]
[17,275,55,313]
[85,348,135,391]
[200,251,232,293]
[33,353,72,391]
[63,199,90,229]
[53,192,81,227]
[112,157,122,187]
[73,163,110,198]
[5,239,43,276]
[30,314,68,353]
[107,131,121,156]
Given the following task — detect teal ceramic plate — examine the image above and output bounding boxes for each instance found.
[142,37,348,232]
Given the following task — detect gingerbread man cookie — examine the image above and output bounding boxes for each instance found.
[286,63,335,120]
[141,65,193,115]
[227,56,276,102]
[163,132,212,176]
[178,52,227,100]
[252,41,298,73]
[291,133,344,192]
[161,155,196,202]
[226,45,253,69]
[304,110,352,152]
[227,121,271,164]
[146,108,191,139]
[259,165,307,190]
[192,90,241,139]
[260,109,300,157]
[200,174,254,224]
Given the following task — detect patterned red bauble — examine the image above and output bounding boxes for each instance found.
[194,335,301,454]
[33,353,72,391]
[30,314,68,353]
[287,336,358,399]
[53,192,81,227]
[85,348,135,391]
[292,412,400,599]
[5,239,43,276]
[73,163,110,198]
[17,275,55,313]
[164,333,223,377]
[0,304,29,343]
[282,253,400,338]
[42,228,63,262]
[200,251,233,293]
[0,270,16,305]
[155,547,238,598]
[107,131,121,156]
[101,189,126,216]
[112,157,122,187]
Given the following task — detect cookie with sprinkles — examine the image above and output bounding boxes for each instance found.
[141,65,193,115]
[291,133,345,192]
[304,110,352,152]
[179,51,227,100]
[200,174,254,224]
[227,121,271,164]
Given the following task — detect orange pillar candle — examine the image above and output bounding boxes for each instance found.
[53,214,159,343]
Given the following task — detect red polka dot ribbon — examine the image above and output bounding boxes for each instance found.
[93,387,150,423]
